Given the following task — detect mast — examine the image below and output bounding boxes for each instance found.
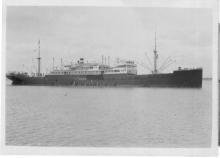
[102,55,104,64]
[153,32,158,74]
[108,56,110,66]
[37,39,41,76]
[60,58,63,70]
[53,57,55,71]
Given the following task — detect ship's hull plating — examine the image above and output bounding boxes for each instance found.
[6,69,202,88]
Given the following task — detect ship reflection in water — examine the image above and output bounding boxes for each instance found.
[6,80,211,147]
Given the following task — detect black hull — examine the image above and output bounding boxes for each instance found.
[6,68,202,88]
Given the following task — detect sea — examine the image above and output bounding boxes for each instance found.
[5,80,212,147]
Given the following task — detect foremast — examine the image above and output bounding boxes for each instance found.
[37,39,41,76]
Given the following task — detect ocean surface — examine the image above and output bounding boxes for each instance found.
[5,80,212,147]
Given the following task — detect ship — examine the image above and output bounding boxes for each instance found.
[6,36,203,88]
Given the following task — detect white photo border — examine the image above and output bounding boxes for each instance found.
[1,0,219,156]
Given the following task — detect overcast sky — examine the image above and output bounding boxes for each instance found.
[6,7,213,77]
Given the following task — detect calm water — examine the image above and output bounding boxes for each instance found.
[6,80,212,147]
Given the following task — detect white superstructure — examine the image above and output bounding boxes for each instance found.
[48,58,137,75]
